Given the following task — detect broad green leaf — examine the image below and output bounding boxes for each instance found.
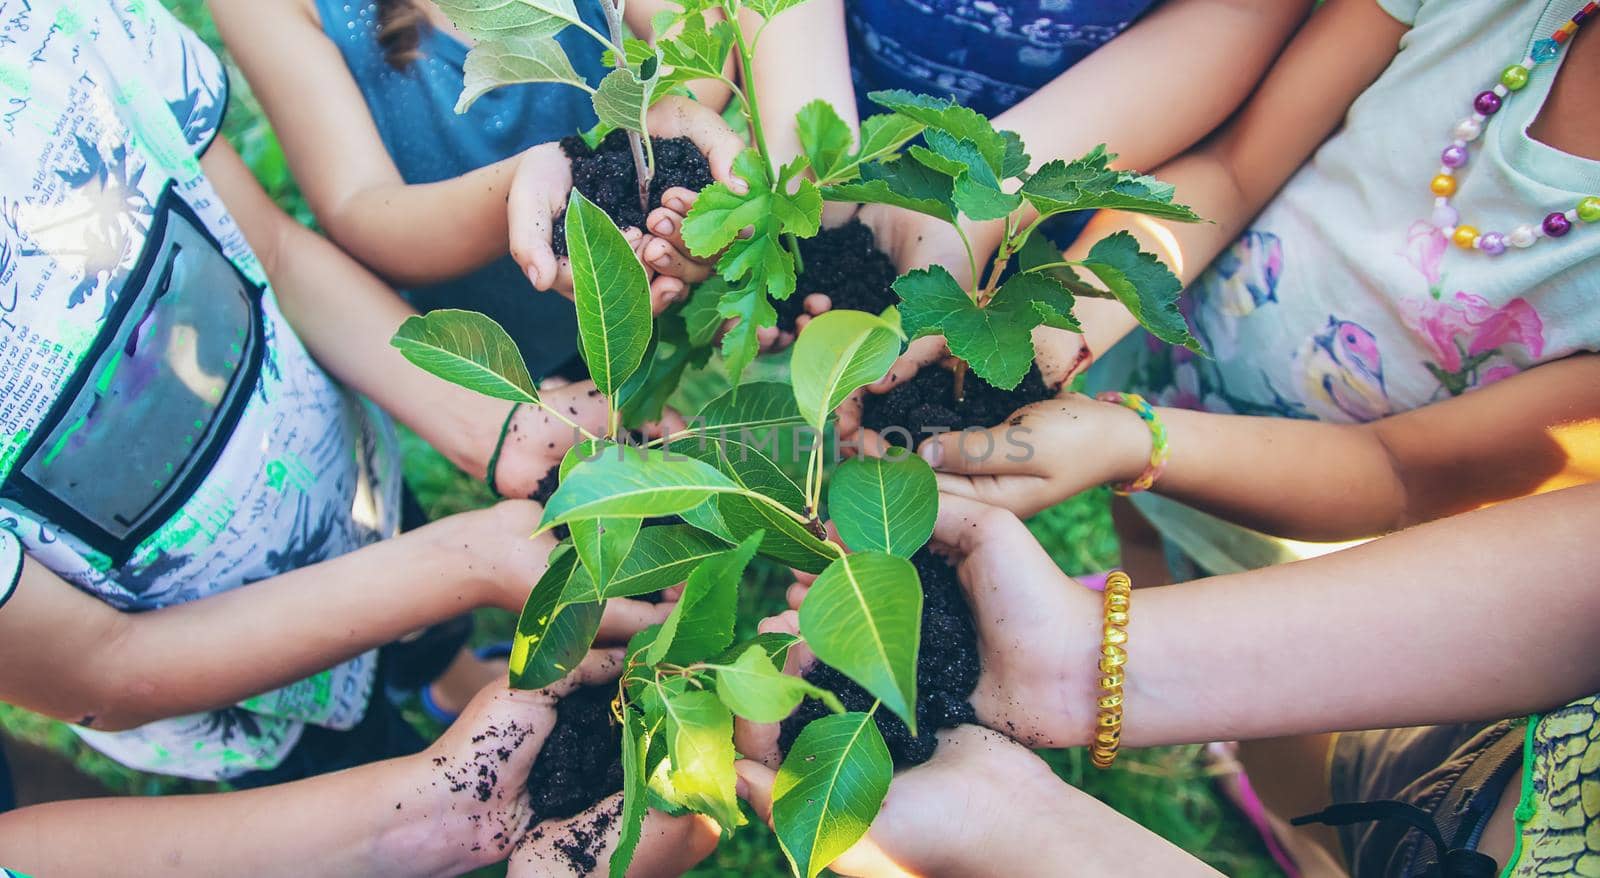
[791,310,903,432]
[714,281,777,386]
[1000,129,1031,179]
[391,309,538,403]
[611,706,650,878]
[569,516,642,595]
[677,496,736,543]
[695,381,813,486]
[680,277,728,348]
[566,188,653,395]
[1015,229,1082,291]
[576,525,733,602]
[510,547,604,688]
[540,447,742,529]
[682,150,822,302]
[457,34,587,113]
[1077,231,1201,353]
[828,453,937,557]
[922,129,1021,222]
[867,89,1005,174]
[821,156,954,223]
[771,712,893,878]
[799,552,921,729]
[658,688,744,830]
[672,438,836,574]
[434,0,579,40]
[745,0,809,20]
[656,14,735,87]
[593,61,657,136]
[894,265,1079,390]
[856,113,926,166]
[713,647,844,722]
[1019,145,1201,222]
[713,632,800,669]
[797,99,855,183]
[647,532,762,665]
[617,340,693,429]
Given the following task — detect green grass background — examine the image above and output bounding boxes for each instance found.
[0,5,1280,874]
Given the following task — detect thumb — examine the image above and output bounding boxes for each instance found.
[735,760,778,825]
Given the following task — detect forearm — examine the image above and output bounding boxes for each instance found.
[1055,484,1600,748]
[0,754,478,877]
[984,778,1216,876]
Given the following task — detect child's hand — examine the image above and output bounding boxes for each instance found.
[507,143,653,304]
[916,394,1154,518]
[508,793,719,878]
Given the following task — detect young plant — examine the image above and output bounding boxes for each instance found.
[814,89,1205,399]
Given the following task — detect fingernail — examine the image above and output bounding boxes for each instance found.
[653,217,674,234]
[735,776,750,799]
[653,252,673,268]
[667,197,688,213]
[527,267,543,288]
[919,441,944,467]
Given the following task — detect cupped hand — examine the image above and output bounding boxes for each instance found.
[489,380,612,500]
[916,393,1152,518]
[508,794,719,878]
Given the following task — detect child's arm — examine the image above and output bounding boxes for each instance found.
[0,506,663,731]
[933,488,1600,751]
[923,354,1600,541]
[1036,0,1409,378]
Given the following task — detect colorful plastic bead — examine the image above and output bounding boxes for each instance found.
[1430,174,1458,197]
[1577,196,1600,223]
[1441,145,1469,168]
[1509,225,1538,248]
[1500,65,1530,90]
[1474,91,1503,115]
[1531,38,1561,62]
[1453,117,1483,141]
[1431,203,1459,229]
[1452,226,1480,250]
[1543,212,1573,237]
[1479,233,1507,255]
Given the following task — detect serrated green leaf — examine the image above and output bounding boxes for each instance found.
[856,113,926,165]
[682,150,821,303]
[681,277,729,348]
[713,647,844,723]
[799,552,921,729]
[657,14,735,89]
[569,516,642,595]
[658,688,744,830]
[1000,129,1031,179]
[510,547,604,688]
[612,706,649,878]
[828,453,937,557]
[540,447,741,528]
[923,129,1021,222]
[648,531,762,665]
[593,61,657,136]
[745,0,810,20]
[791,310,903,432]
[434,0,580,40]
[820,156,955,223]
[457,34,588,113]
[894,265,1078,390]
[1077,231,1201,353]
[714,282,776,386]
[566,188,653,395]
[867,89,1005,174]
[797,99,855,183]
[391,309,539,403]
[1019,145,1201,222]
[772,712,892,878]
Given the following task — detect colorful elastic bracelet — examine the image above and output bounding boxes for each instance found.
[484,402,522,499]
[1095,391,1170,495]
[1091,570,1132,769]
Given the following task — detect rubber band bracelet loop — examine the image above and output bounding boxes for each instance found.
[1095,391,1170,496]
[1091,570,1132,769]
[484,402,522,499]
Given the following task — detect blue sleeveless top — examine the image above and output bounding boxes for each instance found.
[313,0,613,376]
[847,0,1164,117]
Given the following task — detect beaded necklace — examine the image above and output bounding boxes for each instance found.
[1427,2,1600,254]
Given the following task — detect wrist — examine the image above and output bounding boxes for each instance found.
[368,756,491,875]
[1098,395,1162,489]
[1050,583,1110,749]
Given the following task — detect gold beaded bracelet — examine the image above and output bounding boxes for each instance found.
[1091,571,1132,769]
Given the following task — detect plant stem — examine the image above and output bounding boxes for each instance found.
[536,400,602,443]
[727,7,776,182]
[952,359,968,403]
[599,0,652,213]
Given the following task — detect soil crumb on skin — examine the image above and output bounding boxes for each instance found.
[779,549,980,766]
[552,132,714,256]
[777,220,899,331]
[527,685,624,822]
[861,363,1057,450]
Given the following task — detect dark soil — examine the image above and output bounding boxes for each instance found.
[779,548,979,767]
[526,684,624,822]
[777,220,899,331]
[861,363,1057,450]
[552,132,714,256]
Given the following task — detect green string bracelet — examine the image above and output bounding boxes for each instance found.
[484,402,521,499]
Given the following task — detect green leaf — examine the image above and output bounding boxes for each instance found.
[856,113,926,166]
[658,688,744,830]
[790,310,903,432]
[1000,129,1031,179]
[671,438,836,575]
[510,547,604,688]
[593,60,658,136]
[894,265,1078,390]
[821,156,954,223]
[569,516,642,595]
[434,0,581,41]
[647,532,762,665]
[1019,145,1201,222]
[611,707,650,878]
[920,129,1021,222]
[1077,231,1201,353]
[577,524,734,601]
[695,381,814,486]
[566,188,653,395]
[714,281,777,387]
[796,99,855,183]
[867,89,1005,174]
[1015,230,1081,290]
[828,453,937,557]
[682,150,822,302]
[681,277,728,348]
[390,309,538,403]
[457,34,588,113]
[656,14,735,87]
[617,338,693,429]
[540,447,741,529]
[713,647,844,722]
[799,552,922,729]
[745,0,810,20]
[771,712,893,878]
[713,631,800,668]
